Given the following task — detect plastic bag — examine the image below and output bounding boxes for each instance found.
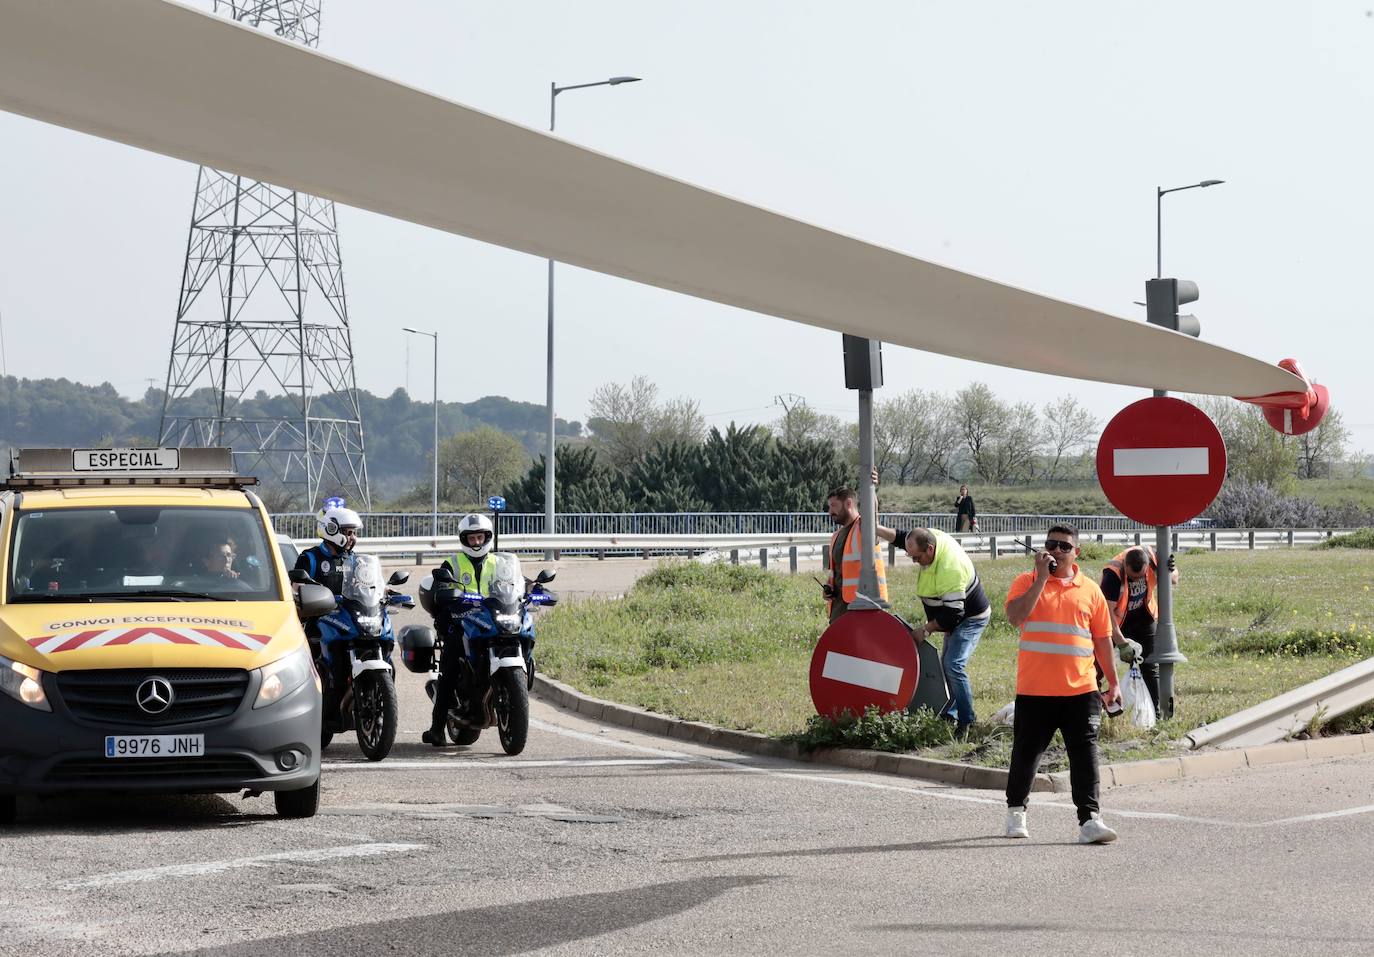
[1121,664,1156,729]
[991,700,1015,726]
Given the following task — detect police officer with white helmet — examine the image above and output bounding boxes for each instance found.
[296,497,362,730]
[421,513,494,746]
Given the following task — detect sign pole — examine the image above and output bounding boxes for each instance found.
[1149,388,1185,720]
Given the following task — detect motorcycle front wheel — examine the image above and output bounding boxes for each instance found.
[493,668,529,756]
[355,671,398,761]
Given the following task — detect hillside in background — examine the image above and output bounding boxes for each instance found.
[0,377,579,496]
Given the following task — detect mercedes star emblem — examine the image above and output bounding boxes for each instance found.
[135,676,174,715]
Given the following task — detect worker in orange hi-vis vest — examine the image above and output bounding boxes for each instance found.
[1002,523,1121,846]
[1099,545,1179,714]
[820,484,887,623]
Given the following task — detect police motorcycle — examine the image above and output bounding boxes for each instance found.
[293,553,413,761]
[401,552,556,757]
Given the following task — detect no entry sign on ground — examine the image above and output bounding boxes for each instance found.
[1096,396,1226,527]
[809,610,918,719]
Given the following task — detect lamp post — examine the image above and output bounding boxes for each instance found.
[1156,179,1223,279]
[1149,178,1223,719]
[402,326,439,538]
[544,75,641,554]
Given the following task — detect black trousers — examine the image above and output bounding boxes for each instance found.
[429,638,467,730]
[1006,691,1101,824]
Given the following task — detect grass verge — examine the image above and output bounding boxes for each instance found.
[538,549,1374,769]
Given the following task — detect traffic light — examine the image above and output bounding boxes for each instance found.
[1145,278,1201,337]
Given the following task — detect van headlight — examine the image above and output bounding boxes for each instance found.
[0,654,51,712]
[253,645,312,709]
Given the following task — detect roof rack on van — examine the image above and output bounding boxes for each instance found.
[3,447,259,491]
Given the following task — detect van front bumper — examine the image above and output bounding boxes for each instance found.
[0,672,321,796]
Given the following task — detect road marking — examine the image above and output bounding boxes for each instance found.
[528,719,691,758]
[1113,446,1209,476]
[326,802,624,823]
[528,716,1374,829]
[322,757,681,771]
[58,842,425,890]
[821,651,903,694]
[1263,802,1374,826]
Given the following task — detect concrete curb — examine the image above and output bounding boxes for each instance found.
[534,674,1374,792]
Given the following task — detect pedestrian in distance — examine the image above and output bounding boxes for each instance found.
[954,484,977,533]
[876,521,990,739]
[819,485,888,623]
[1099,546,1178,713]
[1003,523,1120,845]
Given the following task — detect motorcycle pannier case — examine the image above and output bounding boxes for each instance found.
[398,624,437,673]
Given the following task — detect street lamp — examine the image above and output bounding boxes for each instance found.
[544,75,641,550]
[402,326,439,538]
[1148,178,1223,719]
[1156,179,1223,278]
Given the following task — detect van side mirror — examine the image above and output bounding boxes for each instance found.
[388,570,410,586]
[288,568,312,585]
[296,583,336,618]
[536,569,556,584]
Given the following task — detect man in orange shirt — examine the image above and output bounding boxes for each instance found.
[1003,523,1121,844]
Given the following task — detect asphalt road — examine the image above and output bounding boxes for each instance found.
[4,634,1374,957]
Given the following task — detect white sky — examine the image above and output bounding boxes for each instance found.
[0,0,1370,448]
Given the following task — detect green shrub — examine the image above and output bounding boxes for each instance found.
[1322,703,1374,735]
[1316,529,1374,550]
[787,706,958,753]
[1214,626,1374,658]
[1075,542,1116,562]
[633,560,781,598]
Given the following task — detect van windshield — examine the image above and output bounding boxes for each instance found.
[8,506,281,603]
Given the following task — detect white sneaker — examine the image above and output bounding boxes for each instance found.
[1003,806,1029,839]
[1077,814,1117,844]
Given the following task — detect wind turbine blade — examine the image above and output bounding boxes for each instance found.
[0,0,1303,397]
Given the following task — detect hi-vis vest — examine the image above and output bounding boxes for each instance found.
[829,520,888,614]
[448,553,491,595]
[1012,569,1110,696]
[1104,546,1159,621]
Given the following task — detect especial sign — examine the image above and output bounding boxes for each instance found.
[72,448,180,471]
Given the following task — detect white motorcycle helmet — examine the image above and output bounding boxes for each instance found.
[456,513,494,558]
[317,496,362,551]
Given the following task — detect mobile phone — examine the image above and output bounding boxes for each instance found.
[1102,692,1123,717]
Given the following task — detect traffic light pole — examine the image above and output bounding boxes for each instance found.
[856,385,883,603]
[1144,265,1207,720]
[843,335,886,609]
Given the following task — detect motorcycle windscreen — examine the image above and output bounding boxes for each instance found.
[486,553,524,607]
[340,553,384,611]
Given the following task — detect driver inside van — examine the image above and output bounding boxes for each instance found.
[199,541,240,580]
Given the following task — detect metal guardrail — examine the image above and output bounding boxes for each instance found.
[270,510,1157,539]
[1186,656,1374,749]
[308,527,1361,566]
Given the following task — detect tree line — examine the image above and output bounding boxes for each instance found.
[0,377,580,498]
[0,374,1359,515]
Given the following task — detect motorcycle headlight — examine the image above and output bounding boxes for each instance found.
[254,645,313,709]
[494,612,521,632]
[0,654,50,712]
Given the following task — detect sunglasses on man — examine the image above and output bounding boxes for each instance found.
[1043,539,1076,553]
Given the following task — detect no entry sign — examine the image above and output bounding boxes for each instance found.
[809,610,918,719]
[1096,396,1226,527]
